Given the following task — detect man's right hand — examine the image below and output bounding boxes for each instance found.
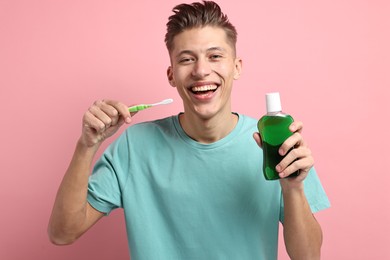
[80,100,134,148]
[48,99,135,245]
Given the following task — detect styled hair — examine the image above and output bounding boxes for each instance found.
[165,1,237,53]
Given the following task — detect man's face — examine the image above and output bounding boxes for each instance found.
[167,26,242,120]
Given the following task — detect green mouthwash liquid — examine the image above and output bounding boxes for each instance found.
[257,92,299,180]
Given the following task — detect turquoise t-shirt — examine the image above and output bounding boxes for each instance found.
[88,114,330,260]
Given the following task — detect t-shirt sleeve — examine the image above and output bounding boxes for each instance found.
[279,167,330,222]
[87,133,130,215]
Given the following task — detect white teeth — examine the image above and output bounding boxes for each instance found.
[191,85,218,92]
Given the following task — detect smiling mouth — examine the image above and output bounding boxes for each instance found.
[190,84,219,95]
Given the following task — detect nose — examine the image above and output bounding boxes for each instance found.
[191,57,211,79]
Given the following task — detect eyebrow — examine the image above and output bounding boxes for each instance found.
[175,47,227,58]
[206,47,226,53]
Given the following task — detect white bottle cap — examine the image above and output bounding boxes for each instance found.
[265,92,282,113]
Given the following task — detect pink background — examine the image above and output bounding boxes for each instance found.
[1,0,389,259]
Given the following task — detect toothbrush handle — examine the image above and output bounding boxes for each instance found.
[128,104,151,112]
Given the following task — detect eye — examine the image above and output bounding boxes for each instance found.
[209,54,223,61]
[179,57,195,64]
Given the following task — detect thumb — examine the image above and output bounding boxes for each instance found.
[124,111,138,124]
[253,132,262,148]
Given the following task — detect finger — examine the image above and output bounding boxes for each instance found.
[88,103,114,130]
[253,132,262,148]
[104,100,132,124]
[279,132,303,156]
[83,110,106,133]
[98,102,122,126]
[281,145,312,169]
[277,147,313,177]
[279,156,313,179]
[289,121,303,133]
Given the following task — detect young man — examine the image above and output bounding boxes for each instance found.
[48,1,330,259]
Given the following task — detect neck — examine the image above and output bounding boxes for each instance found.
[179,111,238,144]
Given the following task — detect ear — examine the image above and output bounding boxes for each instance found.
[167,66,176,87]
[233,58,243,80]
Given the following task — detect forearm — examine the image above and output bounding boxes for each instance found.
[282,186,323,260]
[48,140,99,244]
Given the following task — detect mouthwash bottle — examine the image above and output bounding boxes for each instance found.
[257,92,298,180]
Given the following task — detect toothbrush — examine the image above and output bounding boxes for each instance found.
[128,98,174,112]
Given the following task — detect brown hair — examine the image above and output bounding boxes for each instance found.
[165,1,237,54]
